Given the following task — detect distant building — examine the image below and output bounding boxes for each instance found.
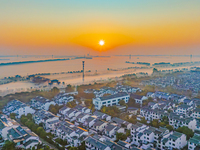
[93,92,130,110]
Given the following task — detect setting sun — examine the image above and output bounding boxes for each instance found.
[99,40,104,46]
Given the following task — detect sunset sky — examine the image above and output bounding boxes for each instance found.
[0,0,200,55]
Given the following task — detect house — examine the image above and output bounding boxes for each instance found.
[188,134,200,150]
[127,107,138,115]
[92,120,107,132]
[161,131,187,150]
[85,136,111,150]
[146,92,154,98]
[116,105,127,112]
[131,122,148,135]
[184,99,194,106]
[104,124,117,138]
[175,104,193,116]
[65,108,76,119]
[130,94,148,105]
[54,93,74,106]
[74,105,91,114]
[93,111,111,121]
[169,113,197,131]
[0,115,41,149]
[171,94,186,103]
[59,106,71,115]
[29,96,56,110]
[132,126,158,147]
[33,110,59,131]
[54,121,88,147]
[76,113,89,123]
[3,100,35,119]
[148,102,158,109]
[6,126,41,149]
[140,108,168,121]
[84,116,96,128]
[93,92,130,110]
[191,108,200,119]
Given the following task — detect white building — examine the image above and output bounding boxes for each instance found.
[54,121,88,147]
[29,96,56,110]
[191,108,200,119]
[93,92,130,110]
[3,100,35,118]
[0,114,41,149]
[130,94,148,105]
[175,104,193,116]
[92,120,107,132]
[188,134,200,150]
[54,93,74,106]
[169,114,197,131]
[33,110,59,131]
[160,131,187,150]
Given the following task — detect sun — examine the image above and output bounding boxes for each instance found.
[99,40,104,46]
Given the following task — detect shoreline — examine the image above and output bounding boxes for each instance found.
[0,65,198,96]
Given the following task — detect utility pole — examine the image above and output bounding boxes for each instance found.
[82,61,85,82]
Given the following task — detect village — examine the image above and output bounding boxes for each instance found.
[0,71,200,150]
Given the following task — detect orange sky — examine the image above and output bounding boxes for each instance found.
[0,1,200,55]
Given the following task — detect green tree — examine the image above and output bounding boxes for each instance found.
[2,141,16,150]
[151,119,159,128]
[69,147,78,150]
[27,113,32,120]
[116,132,127,141]
[176,126,194,140]
[166,125,173,131]
[140,117,147,125]
[9,113,16,120]
[159,122,166,127]
[119,100,127,106]
[77,142,86,150]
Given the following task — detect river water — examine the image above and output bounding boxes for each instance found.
[0,55,200,93]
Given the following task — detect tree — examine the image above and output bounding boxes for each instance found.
[69,147,78,150]
[153,68,159,73]
[140,117,147,125]
[77,142,86,150]
[161,116,169,125]
[51,87,60,95]
[2,141,16,150]
[27,113,32,120]
[127,115,137,124]
[166,125,173,131]
[119,100,126,106]
[151,119,159,128]
[176,126,194,140]
[116,132,127,141]
[100,106,121,117]
[66,100,77,108]
[159,122,166,127]
[10,113,16,120]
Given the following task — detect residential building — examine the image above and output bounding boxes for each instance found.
[93,92,130,110]
[3,100,35,118]
[33,110,59,131]
[29,96,56,110]
[130,94,148,105]
[169,113,197,131]
[188,134,200,150]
